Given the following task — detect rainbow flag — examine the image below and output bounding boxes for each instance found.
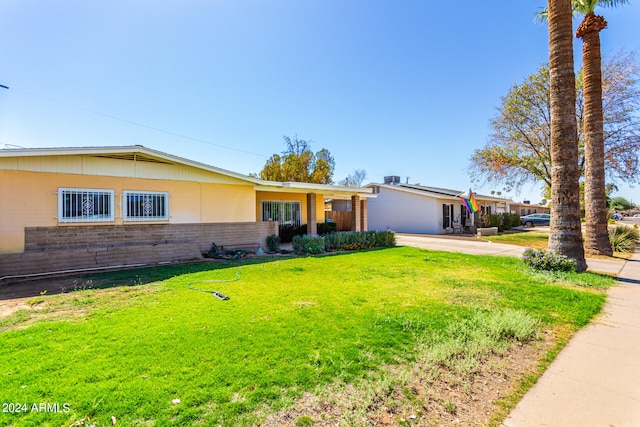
[459,189,480,214]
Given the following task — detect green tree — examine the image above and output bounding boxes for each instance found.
[547,0,587,271]
[469,54,640,192]
[609,196,636,210]
[258,135,335,184]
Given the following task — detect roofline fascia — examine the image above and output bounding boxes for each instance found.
[367,183,515,204]
[1,145,374,194]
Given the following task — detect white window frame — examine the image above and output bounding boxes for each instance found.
[261,200,301,226]
[123,190,169,221]
[58,188,115,223]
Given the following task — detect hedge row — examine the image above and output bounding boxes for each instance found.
[292,230,396,255]
[487,213,522,232]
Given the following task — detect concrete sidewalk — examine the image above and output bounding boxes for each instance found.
[500,247,640,427]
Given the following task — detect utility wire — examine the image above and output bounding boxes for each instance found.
[6,86,269,158]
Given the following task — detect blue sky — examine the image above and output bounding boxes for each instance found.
[1,1,639,204]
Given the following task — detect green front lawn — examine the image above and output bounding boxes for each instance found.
[479,231,550,249]
[0,247,613,426]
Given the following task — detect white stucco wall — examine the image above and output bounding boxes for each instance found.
[367,186,441,234]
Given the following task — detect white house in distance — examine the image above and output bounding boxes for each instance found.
[365,177,512,235]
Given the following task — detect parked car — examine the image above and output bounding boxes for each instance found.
[520,213,551,227]
[612,213,624,221]
[634,213,640,218]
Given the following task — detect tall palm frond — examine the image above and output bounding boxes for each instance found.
[535,0,629,22]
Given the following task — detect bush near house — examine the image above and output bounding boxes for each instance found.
[267,235,281,252]
[292,235,325,255]
[503,213,521,230]
[292,231,396,255]
[487,213,521,232]
[324,230,396,252]
[488,214,503,230]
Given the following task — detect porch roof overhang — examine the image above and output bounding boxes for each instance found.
[254,181,374,198]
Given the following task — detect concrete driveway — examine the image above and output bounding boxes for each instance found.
[396,233,527,257]
[395,233,627,276]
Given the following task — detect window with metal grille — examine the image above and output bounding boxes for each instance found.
[58,188,114,222]
[261,201,301,226]
[124,191,169,221]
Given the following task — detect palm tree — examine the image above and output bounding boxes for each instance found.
[575,0,627,256]
[547,0,588,271]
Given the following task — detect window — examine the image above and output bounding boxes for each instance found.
[58,188,114,222]
[124,191,169,221]
[261,201,301,226]
[442,204,454,229]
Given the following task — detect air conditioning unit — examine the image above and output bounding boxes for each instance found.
[384,176,401,185]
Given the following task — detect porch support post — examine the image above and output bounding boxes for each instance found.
[360,199,368,231]
[306,193,317,235]
[351,195,361,232]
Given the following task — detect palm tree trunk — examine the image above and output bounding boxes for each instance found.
[547,0,588,271]
[578,13,613,256]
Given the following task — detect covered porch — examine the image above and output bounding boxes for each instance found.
[255,183,372,237]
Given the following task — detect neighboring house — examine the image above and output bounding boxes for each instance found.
[510,202,551,216]
[0,146,372,279]
[365,180,511,235]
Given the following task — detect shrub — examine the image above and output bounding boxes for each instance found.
[324,230,395,252]
[500,213,520,231]
[317,221,337,235]
[609,225,640,253]
[488,214,503,231]
[205,242,220,258]
[292,235,325,255]
[511,213,521,227]
[522,248,577,273]
[500,213,512,231]
[266,234,280,252]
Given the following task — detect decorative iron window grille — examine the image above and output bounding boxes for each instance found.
[58,188,115,223]
[261,201,301,226]
[123,191,169,221]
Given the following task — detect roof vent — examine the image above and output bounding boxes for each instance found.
[384,176,400,185]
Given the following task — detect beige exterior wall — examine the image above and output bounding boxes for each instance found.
[0,154,250,186]
[0,169,256,254]
[314,194,325,223]
[255,191,325,224]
